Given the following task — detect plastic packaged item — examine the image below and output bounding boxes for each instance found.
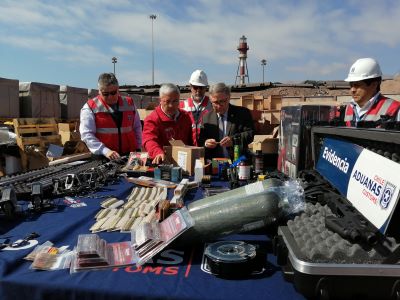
[131,207,194,265]
[179,179,305,243]
[194,159,204,183]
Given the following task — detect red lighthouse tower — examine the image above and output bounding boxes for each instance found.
[235,35,249,85]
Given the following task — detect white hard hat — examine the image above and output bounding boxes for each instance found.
[344,58,382,82]
[189,70,208,86]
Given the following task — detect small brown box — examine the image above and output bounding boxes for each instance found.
[164,140,204,176]
[249,134,279,154]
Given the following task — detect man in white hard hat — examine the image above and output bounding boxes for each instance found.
[179,70,212,145]
[343,57,400,127]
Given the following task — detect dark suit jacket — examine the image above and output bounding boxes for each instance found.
[199,104,255,160]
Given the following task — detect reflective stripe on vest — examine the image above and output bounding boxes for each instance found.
[91,96,134,113]
[344,96,398,124]
[344,105,354,122]
[96,126,132,134]
[363,98,394,121]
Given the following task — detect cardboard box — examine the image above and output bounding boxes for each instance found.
[27,151,49,170]
[249,128,279,154]
[58,123,80,145]
[164,140,204,176]
[249,135,279,154]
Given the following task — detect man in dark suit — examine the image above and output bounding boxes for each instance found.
[199,82,254,161]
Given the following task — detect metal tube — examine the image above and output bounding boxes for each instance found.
[181,179,284,243]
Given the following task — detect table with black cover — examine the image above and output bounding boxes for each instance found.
[0,178,305,300]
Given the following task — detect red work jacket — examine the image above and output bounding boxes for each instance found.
[142,106,193,159]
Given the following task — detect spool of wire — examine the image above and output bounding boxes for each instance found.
[204,240,262,278]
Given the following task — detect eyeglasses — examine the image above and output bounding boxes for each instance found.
[102,90,118,97]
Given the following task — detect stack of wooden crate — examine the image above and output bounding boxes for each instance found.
[235,94,282,125]
[261,95,282,125]
[13,118,62,170]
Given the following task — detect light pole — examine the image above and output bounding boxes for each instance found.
[112,57,117,75]
[149,14,157,85]
[261,59,267,84]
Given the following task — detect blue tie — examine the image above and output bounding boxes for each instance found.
[218,114,229,158]
[218,114,225,140]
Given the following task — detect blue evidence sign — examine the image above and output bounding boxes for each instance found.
[316,137,362,196]
[316,137,400,233]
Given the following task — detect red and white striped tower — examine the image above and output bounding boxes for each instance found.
[235,35,249,85]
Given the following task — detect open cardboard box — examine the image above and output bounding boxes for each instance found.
[58,123,81,145]
[164,140,204,176]
[249,126,279,154]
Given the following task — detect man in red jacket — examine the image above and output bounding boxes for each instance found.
[143,83,193,164]
[80,73,142,160]
[343,58,400,127]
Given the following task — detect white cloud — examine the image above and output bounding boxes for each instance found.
[286,60,348,77]
[1,0,400,86]
[111,46,134,56]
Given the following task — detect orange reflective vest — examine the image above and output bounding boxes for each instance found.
[87,95,138,154]
[344,94,400,127]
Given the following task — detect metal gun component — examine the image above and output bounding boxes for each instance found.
[79,171,96,187]
[325,192,379,245]
[0,187,18,218]
[1,157,125,217]
[65,174,79,191]
[31,182,43,211]
[52,178,61,195]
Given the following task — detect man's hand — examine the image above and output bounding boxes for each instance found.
[152,153,165,165]
[219,136,232,147]
[106,150,121,160]
[204,139,218,149]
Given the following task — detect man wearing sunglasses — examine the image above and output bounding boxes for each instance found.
[80,73,142,160]
[143,83,193,164]
[179,70,212,146]
[199,82,254,161]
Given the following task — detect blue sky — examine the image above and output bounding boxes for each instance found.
[1,0,400,89]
